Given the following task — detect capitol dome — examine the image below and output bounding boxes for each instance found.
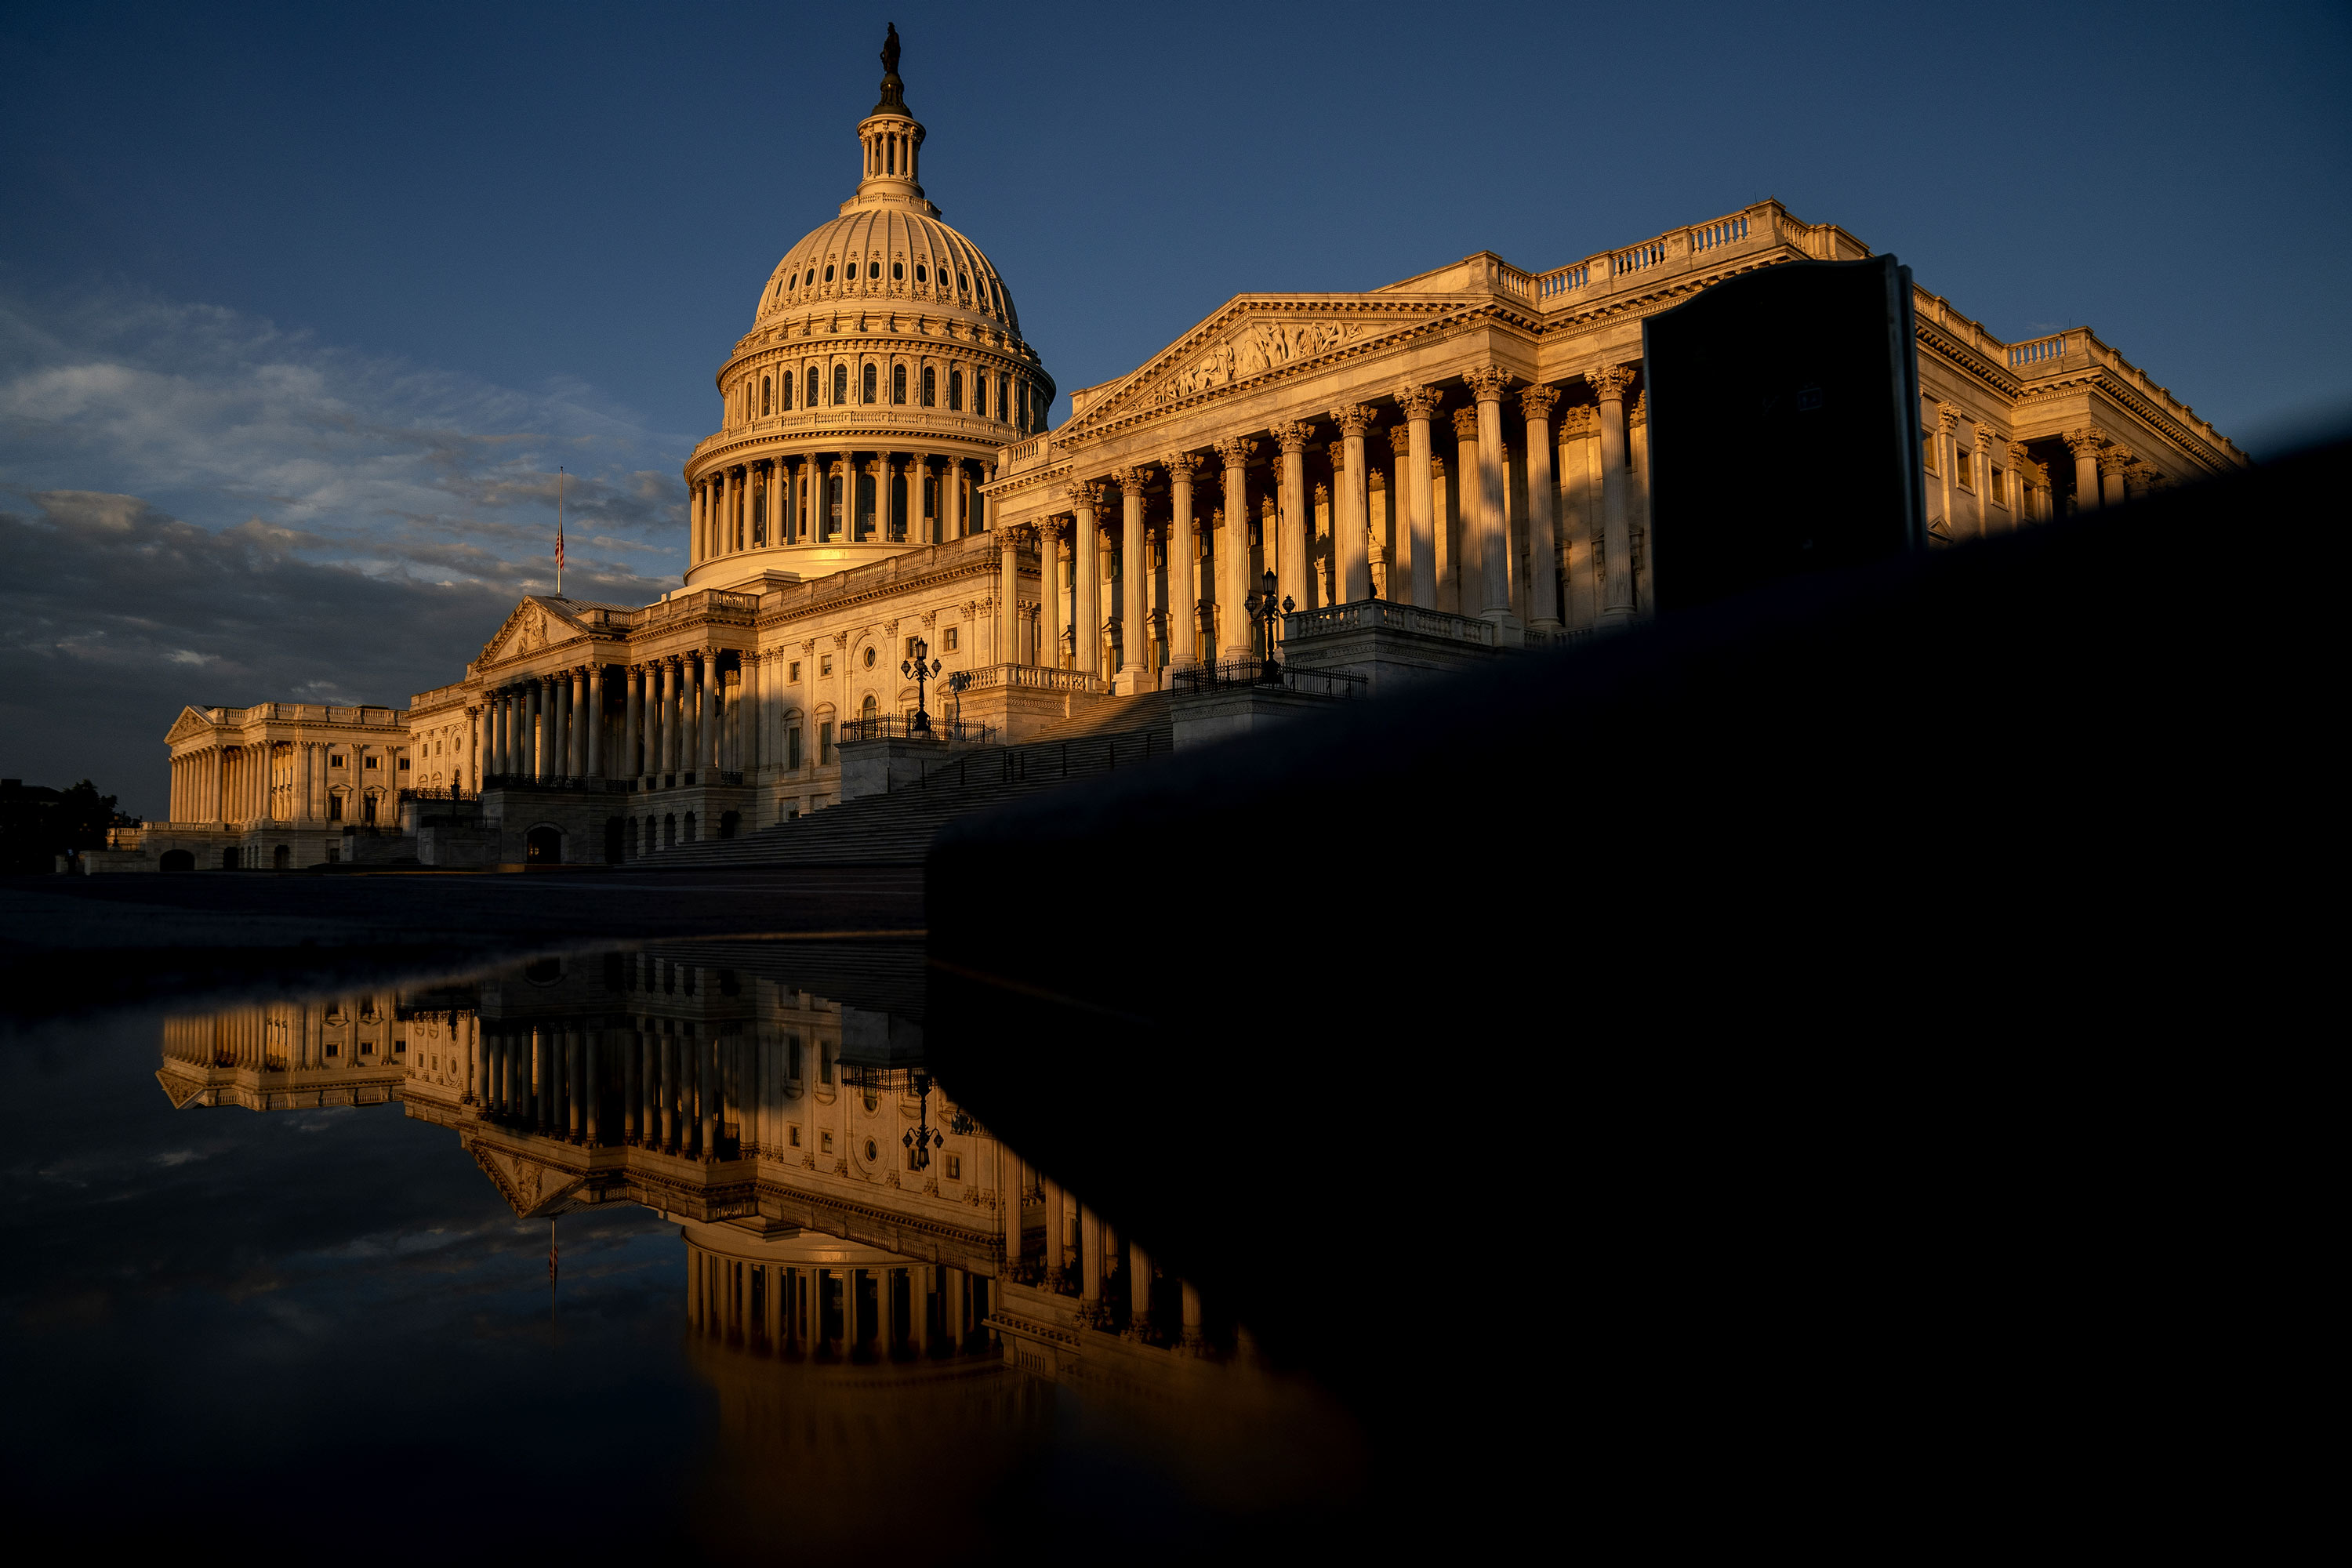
[682,29,1053,592]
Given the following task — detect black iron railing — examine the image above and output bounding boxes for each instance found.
[841,715,996,745]
[1168,660,1366,699]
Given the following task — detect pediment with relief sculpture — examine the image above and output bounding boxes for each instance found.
[1065,302,1438,434]
[477,596,591,668]
[467,1138,586,1218]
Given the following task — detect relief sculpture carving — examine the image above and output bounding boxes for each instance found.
[1154,319,1367,405]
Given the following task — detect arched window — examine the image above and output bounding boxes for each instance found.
[958,270,969,292]
[891,260,903,281]
[891,365,906,405]
[833,364,848,405]
[760,376,771,416]
[862,364,877,404]
[823,264,835,283]
[868,260,880,280]
[805,268,816,286]
[861,694,878,723]
[778,372,791,412]
[975,376,987,418]
[949,369,963,411]
[915,264,927,284]
[806,367,818,407]
[999,375,1011,421]
[922,367,935,406]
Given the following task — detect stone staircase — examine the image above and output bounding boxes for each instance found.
[642,689,1176,869]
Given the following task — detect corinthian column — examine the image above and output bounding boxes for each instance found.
[1396,387,1443,611]
[1271,422,1314,613]
[1112,467,1151,692]
[1069,482,1102,676]
[1045,521,1069,668]
[1449,407,1483,616]
[998,528,1022,666]
[1329,406,1376,604]
[1933,406,1959,543]
[659,658,679,775]
[1214,438,1257,661]
[622,665,641,781]
[2063,430,2103,514]
[1590,364,1636,625]
[1465,367,1517,633]
[1164,452,1202,669]
[1519,385,1563,632]
[2098,445,2134,510]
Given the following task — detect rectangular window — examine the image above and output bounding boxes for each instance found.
[1955,448,1974,490]
[397,757,411,771]
[328,794,343,822]
[789,1125,801,1147]
[328,754,345,768]
[943,626,958,652]
[820,1047,833,1085]
[1922,435,1938,474]
[820,655,833,677]
[821,1131,833,1153]
[789,659,801,683]
[945,1153,960,1180]
[787,1037,802,1080]
[786,727,803,769]
[905,636,919,660]
[819,721,834,764]
[1991,466,2009,506]
[364,755,379,769]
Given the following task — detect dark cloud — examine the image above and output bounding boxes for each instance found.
[0,284,699,815]
[0,492,664,818]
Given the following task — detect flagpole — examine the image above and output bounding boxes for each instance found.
[557,466,565,596]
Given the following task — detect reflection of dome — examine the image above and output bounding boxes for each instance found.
[683,32,1053,591]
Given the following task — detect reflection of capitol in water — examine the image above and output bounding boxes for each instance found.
[154,944,1280,1403]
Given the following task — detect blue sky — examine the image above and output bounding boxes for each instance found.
[3,0,2348,815]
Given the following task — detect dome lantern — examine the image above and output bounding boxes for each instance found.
[852,24,930,216]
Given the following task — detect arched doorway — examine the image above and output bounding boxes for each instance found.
[719,810,740,840]
[159,849,194,873]
[860,694,879,730]
[604,817,624,865]
[272,844,291,870]
[220,846,240,870]
[525,825,561,864]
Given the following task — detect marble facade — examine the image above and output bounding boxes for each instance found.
[139,35,2246,870]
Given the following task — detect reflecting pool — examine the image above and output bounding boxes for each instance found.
[1,941,1364,1557]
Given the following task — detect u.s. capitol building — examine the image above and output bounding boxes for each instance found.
[138,34,2245,873]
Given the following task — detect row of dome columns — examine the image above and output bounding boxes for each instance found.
[691,452,985,562]
[478,655,742,787]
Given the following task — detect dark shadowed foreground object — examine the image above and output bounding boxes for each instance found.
[1646,255,1926,610]
[925,442,2328,1545]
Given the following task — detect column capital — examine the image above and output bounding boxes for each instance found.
[2006,440,2033,465]
[1162,450,1204,482]
[1973,426,1997,452]
[1464,365,1515,403]
[2062,427,2105,459]
[1327,403,1379,437]
[1111,465,1150,499]
[1213,436,1258,469]
[2096,445,2136,476]
[1519,384,1561,423]
[1062,479,1101,512]
[1585,362,1634,401]
[1936,405,1961,434]
[1270,420,1316,455]
[1388,423,1414,455]
[1394,384,1445,421]
[1559,404,1599,437]
[1450,407,1481,441]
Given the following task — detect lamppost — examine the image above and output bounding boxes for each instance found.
[902,1069,944,1172]
[1245,568,1294,684]
[946,669,971,735]
[902,636,943,735]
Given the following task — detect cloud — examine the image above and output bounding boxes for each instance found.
[0,283,697,815]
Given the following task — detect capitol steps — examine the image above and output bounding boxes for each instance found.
[640,705,1177,869]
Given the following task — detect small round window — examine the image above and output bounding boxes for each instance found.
[823,264,834,282]
[864,1138,878,1163]
[891,260,903,281]
[914,264,927,283]
[869,261,881,280]
[862,646,877,669]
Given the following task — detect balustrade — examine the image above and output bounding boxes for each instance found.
[1282,598,1499,647]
